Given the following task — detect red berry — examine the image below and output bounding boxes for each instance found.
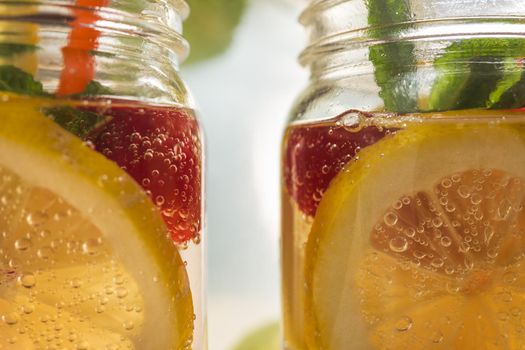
[283,120,386,217]
[88,106,202,244]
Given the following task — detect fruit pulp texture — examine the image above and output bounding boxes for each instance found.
[0,97,204,348]
[281,109,525,349]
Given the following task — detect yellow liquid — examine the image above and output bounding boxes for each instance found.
[282,109,525,349]
[0,96,204,349]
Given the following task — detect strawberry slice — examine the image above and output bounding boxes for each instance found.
[88,105,202,244]
[283,119,386,217]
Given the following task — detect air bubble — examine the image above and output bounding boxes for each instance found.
[116,287,128,299]
[413,251,426,259]
[389,236,408,253]
[95,305,105,314]
[14,238,31,251]
[97,174,109,187]
[470,193,482,205]
[2,312,19,325]
[487,249,498,259]
[37,246,52,259]
[431,258,444,268]
[144,152,154,161]
[82,238,101,255]
[113,274,124,285]
[179,209,189,219]
[457,185,471,198]
[22,304,34,314]
[341,112,364,133]
[431,330,444,343]
[384,212,398,226]
[19,273,36,288]
[395,316,412,332]
[440,236,452,247]
[26,211,48,227]
[155,196,165,206]
[123,321,134,330]
[441,178,452,188]
[70,278,82,288]
[432,217,443,228]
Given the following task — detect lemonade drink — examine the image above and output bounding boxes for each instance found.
[283,109,525,349]
[282,1,525,349]
[0,0,204,348]
[0,96,203,349]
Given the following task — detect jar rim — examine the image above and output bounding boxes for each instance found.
[0,0,190,62]
[300,15,525,67]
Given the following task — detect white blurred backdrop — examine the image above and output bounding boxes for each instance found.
[183,0,307,349]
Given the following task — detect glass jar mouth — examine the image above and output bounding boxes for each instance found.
[299,0,525,70]
[0,0,190,62]
[299,16,525,72]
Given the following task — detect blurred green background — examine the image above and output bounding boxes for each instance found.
[184,0,247,64]
[182,0,306,349]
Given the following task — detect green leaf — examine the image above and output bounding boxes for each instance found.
[428,39,525,111]
[45,82,112,138]
[0,43,37,57]
[490,72,525,109]
[367,0,418,113]
[0,64,109,138]
[184,0,246,64]
[0,65,46,96]
[487,58,523,109]
[44,107,108,139]
[76,80,113,97]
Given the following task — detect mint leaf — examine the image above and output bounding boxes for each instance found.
[490,73,525,109]
[77,80,113,97]
[44,82,112,138]
[44,107,107,139]
[0,64,109,138]
[428,39,525,111]
[0,44,37,57]
[0,65,111,98]
[487,58,523,109]
[367,0,418,113]
[0,65,46,96]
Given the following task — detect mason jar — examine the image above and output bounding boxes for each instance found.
[282,1,525,349]
[0,1,205,349]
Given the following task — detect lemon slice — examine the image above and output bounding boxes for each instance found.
[305,122,525,349]
[0,100,193,349]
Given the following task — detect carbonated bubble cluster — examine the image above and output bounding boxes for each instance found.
[284,113,388,217]
[0,167,144,348]
[88,106,202,245]
[358,168,525,347]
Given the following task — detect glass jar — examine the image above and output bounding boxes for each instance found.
[282,1,525,349]
[0,1,205,349]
